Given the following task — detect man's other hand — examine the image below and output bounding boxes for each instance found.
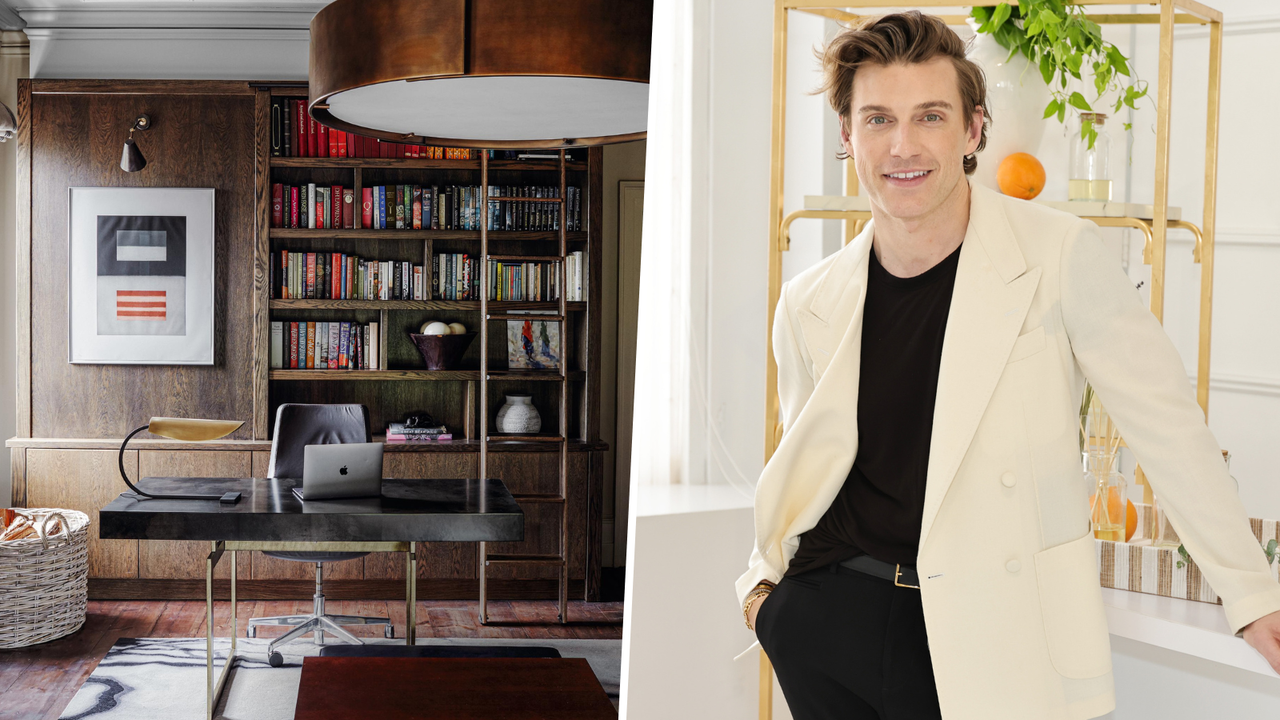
[749,593,768,631]
[1242,609,1280,674]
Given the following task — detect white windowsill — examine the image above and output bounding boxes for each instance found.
[1103,587,1278,677]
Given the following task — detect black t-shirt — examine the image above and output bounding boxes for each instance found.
[785,241,961,576]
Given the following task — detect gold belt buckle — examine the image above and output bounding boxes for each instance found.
[894,563,920,589]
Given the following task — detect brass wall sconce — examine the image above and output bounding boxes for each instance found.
[120,114,151,172]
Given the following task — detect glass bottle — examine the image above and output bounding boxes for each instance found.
[1087,448,1128,542]
[1069,112,1112,202]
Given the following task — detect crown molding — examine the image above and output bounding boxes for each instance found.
[0,2,25,31]
[16,7,324,31]
[22,26,308,42]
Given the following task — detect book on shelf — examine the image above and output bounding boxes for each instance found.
[272,97,474,160]
[273,320,379,370]
[387,423,448,436]
[430,253,480,301]
[270,321,283,369]
[272,184,356,229]
[485,148,588,162]
[385,433,453,443]
[274,251,426,301]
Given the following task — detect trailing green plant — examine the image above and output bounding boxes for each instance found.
[970,1,1148,149]
[1176,539,1279,570]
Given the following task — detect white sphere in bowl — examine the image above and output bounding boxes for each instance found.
[421,321,451,336]
[447,322,467,335]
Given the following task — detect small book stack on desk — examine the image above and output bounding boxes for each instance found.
[385,423,452,443]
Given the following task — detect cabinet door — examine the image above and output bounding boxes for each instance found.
[366,453,479,581]
[25,449,139,579]
[484,452,588,582]
[137,450,252,579]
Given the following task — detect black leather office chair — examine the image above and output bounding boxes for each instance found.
[246,403,393,666]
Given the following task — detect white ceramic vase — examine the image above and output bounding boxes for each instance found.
[966,20,1052,193]
[496,394,541,434]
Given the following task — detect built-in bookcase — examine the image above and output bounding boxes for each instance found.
[251,86,606,604]
[257,92,600,447]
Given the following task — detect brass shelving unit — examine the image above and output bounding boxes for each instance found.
[761,1,1224,717]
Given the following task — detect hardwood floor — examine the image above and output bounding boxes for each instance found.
[0,599,623,720]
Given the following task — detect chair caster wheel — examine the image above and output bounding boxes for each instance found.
[246,626,256,639]
[268,651,284,668]
[385,625,394,639]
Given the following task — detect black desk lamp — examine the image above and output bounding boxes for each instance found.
[119,417,246,504]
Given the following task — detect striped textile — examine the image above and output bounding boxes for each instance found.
[1097,511,1280,605]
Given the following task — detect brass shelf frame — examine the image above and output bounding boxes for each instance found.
[762,2,1223,716]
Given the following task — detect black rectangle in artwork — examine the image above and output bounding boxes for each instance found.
[96,215,188,277]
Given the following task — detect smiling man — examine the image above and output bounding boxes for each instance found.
[736,11,1280,720]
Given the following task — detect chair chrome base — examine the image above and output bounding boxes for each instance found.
[246,562,392,665]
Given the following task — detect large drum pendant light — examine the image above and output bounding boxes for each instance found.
[309,0,652,149]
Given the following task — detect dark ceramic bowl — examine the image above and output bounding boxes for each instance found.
[409,332,476,371]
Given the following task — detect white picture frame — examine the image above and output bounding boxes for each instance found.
[68,187,216,365]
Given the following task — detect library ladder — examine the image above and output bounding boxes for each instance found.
[478,149,571,624]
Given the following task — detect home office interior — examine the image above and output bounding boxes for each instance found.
[0,1,648,718]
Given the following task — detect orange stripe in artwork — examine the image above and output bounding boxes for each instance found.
[117,311,166,319]
[116,301,166,308]
[116,290,166,297]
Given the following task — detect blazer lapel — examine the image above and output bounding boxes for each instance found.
[918,184,1041,546]
[797,224,875,378]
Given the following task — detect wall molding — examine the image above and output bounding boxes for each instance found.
[1165,226,1280,249]
[1191,373,1280,398]
[1177,13,1280,39]
[16,8,321,31]
[23,27,309,43]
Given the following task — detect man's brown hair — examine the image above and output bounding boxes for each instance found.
[818,11,990,175]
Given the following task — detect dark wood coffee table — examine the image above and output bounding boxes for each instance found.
[293,656,618,719]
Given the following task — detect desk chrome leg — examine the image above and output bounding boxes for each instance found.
[206,541,235,720]
[406,542,417,645]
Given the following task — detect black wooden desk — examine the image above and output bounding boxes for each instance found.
[100,476,523,720]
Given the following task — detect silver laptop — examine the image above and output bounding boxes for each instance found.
[291,442,384,501]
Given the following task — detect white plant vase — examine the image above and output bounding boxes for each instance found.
[496,394,541,434]
[966,20,1052,193]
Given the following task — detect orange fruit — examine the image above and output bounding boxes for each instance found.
[997,152,1046,200]
[1089,491,1139,542]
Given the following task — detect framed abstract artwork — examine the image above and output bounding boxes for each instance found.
[67,187,216,364]
[506,319,561,370]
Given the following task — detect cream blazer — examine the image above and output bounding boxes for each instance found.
[737,181,1280,719]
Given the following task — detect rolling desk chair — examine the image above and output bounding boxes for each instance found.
[246,403,393,666]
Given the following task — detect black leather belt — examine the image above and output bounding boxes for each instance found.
[838,555,920,589]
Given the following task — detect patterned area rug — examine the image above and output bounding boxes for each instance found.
[58,637,621,719]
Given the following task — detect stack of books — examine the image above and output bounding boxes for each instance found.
[385,423,452,443]
[270,98,472,160]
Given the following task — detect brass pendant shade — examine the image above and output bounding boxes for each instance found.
[309,0,653,149]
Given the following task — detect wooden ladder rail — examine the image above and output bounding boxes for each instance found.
[479,149,572,625]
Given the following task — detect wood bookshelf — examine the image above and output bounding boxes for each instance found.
[253,87,606,603]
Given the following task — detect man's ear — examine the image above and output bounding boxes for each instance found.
[967,107,984,155]
[839,117,854,157]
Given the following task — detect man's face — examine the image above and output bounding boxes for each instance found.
[842,57,982,222]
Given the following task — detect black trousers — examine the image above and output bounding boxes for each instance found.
[754,564,942,720]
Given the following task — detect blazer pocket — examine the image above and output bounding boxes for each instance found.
[1033,532,1112,679]
[1007,325,1046,364]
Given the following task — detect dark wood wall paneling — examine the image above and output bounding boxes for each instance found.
[27,81,257,440]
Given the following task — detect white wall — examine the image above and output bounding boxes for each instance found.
[1,30,28,507]
[1124,6,1280,521]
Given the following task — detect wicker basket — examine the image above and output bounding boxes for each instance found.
[0,508,90,648]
